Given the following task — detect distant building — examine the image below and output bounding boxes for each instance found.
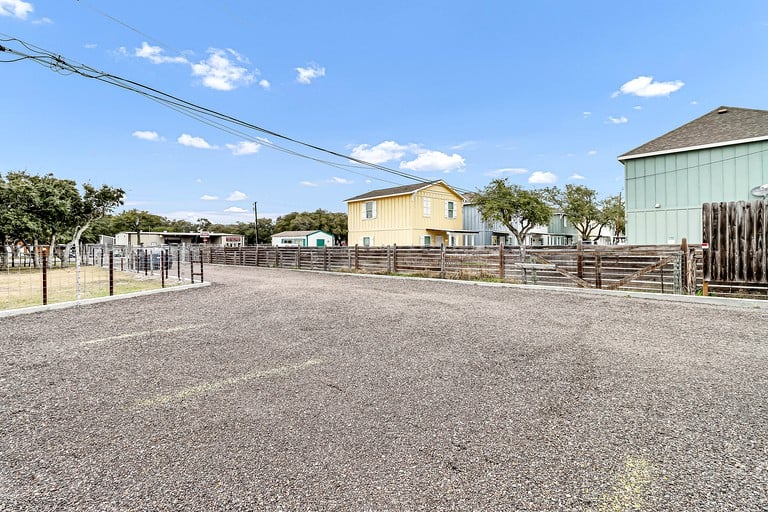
[114,231,245,247]
[619,106,768,244]
[346,180,475,246]
[271,230,334,247]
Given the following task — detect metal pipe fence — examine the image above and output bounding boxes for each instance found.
[0,245,204,311]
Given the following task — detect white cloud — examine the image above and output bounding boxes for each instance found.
[31,16,52,25]
[192,48,256,91]
[0,0,33,19]
[569,173,586,180]
[583,111,592,118]
[451,140,478,150]
[612,75,684,98]
[485,167,528,177]
[177,133,217,149]
[633,105,643,110]
[224,206,248,213]
[350,141,410,164]
[690,100,698,105]
[295,63,326,84]
[300,181,320,187]
[587,150,597,156]
[200,194,219,201]
[607,116,629,125]
[134,42,188,65]
[225,141,261,156]
[329,177,353,184]
[226,191,247,201]
[528,171,557,184]
[84,43,97,49]
[400,150,465,173]
[258,79,271,90]
[132,130,161,141]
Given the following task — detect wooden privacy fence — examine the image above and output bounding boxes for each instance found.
[203,243,701,295]
[702,200,768,296]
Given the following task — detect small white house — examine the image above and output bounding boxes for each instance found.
[271,230,334,247]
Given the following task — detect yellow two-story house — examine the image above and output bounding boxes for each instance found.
[346,180,472,246]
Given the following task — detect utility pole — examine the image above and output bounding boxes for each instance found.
[253,201,259,245]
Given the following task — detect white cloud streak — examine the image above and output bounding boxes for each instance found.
[134,42,188,64]
[132,130,161,141]
[607,116,629,125]
[225,141,261,156]
[0,0,33,19]
[400,150,465,173]
[295,63,326,84]
[226,191,247,201]
[528,171,557,184]
[192,48,256,91]
[569,173,585,180]
[485,168,528,177]
[178,134,217,149]
[200,194,219,201]
[612,76,684,98]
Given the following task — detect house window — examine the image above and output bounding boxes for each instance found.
[448,234,457,246]
[362,236,372,247]
[445,200,456,219]
[363,201,377,219]
[423,197,431,217]
[421,235,432,246]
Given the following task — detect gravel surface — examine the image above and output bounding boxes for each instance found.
[1,265,767,511]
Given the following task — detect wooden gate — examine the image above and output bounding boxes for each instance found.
[702,201,767,283]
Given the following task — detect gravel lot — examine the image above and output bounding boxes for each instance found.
[1,265,767,511]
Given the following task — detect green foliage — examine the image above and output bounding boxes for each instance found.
[274,209,348,244]
[0,171,123,247]
[547,185,624,241]
[473,178,552,245]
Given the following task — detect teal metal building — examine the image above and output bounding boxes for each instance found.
[619,106,768,245]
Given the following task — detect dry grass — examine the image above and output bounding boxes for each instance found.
[0,265,180,310]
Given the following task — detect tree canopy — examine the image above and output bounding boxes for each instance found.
[0,171,124,248]
[472,179,552,246]
[546,185,625,241]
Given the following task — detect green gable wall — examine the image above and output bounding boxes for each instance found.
[624,140,768,244]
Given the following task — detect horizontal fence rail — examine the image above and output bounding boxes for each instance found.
[201,243,715,297]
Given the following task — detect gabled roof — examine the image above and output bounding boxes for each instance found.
[345,180,460,202]
[618,106,768,161]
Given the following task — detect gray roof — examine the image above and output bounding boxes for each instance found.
[345,181,447,202]
[618,106,768,161]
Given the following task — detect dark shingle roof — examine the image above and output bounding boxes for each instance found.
[345,181,444,202]
[618,106,768,161]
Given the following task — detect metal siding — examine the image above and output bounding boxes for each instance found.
[675,169,688,208]
[699,164,712,200]
[734,155,750,199]
[687,167,700,207]
[711,160,724,200]
[722,158,736,199]
[748,152,763,193]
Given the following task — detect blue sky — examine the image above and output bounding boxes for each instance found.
[2,1,768,223]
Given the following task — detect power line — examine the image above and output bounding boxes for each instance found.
[0,35,469,193]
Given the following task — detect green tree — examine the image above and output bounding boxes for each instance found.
[274,209,347,244]
[472,179,552,246]
[601,193,626,240]
[548,185,623,242]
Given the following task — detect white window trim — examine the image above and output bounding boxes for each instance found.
[444,200,456,219]
[423,197,431,217]
[363,201,377,220]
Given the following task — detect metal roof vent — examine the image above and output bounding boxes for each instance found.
[717,108,729,114]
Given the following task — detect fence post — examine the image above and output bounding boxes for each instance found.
[577,239,584,279]
[680,238,689,294]
[144,250,149,276]
[323,245,328,271]
[109,250,114,296]
[160,249,165,288]
[387,246,392,274]
[199,248,205,282]
[393,244,398,273]
[498,243,505,280]
[595,253,602,289]
[440,243,446,279]
[41,248,48,305]
[297,246,301,269]
[354,244,359,270]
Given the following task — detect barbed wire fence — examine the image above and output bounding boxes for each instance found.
[0,244,204,311]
